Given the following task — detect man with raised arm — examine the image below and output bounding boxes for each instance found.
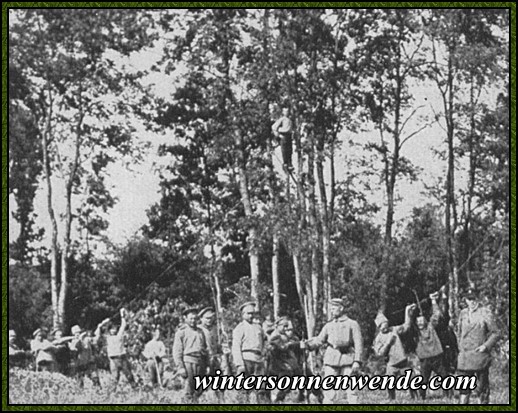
[69,322,105,387]
[373,303,418,401]
[104,308,136,390]
[31,328,58,372]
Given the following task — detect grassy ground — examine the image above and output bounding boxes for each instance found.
[8,362,510,406]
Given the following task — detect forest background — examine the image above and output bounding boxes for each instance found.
[7,7,511,376]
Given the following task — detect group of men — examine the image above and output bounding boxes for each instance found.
[9,287,500,405]
[372,288,499,404]
[9,309,137,390]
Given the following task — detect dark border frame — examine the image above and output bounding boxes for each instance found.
[2,2,515,411]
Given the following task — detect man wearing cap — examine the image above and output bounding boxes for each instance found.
[9,330,29,369]
[456,288,499,404]
[142,326,167,387]
[232,301,270,403]
[268,317,296,402]
[51,328,73,375]
[269,317,322,403]
[102,308,136,390]
[306,298,364,404]
[198,306,230,400]
[373,304,419,401]
[173,307,209,402]
[31,328,58,372]
[69,322,104,387]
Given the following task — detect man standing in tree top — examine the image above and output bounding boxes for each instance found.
[414,293,450,400]
[306,298,364,404]
[232,301,270,403]
[173,307,209,402]
[373,304,419,401]
[104,308,137,390]
[69,323,104,387]
[31,328,58,372]
[456,288,499,405]
[272,106,293,169]
[9,330,29,369]
[142,326,167,387]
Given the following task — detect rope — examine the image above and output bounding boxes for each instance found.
[387,231,499,317]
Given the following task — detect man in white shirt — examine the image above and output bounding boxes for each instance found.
[142,326,167,387]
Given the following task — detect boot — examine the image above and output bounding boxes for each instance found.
[459,394,470,404]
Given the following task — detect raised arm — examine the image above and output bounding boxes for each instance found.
[118,309,127,337]
[394,304,416,335]
[429,293,444,329]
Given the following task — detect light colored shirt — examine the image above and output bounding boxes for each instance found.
[106,319,128,357]
[272,115,293,134]
[142,339,166,360]
[232,320,267,366]
[31,339,56,364]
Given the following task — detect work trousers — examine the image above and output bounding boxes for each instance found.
[279,132,292,168]
[109,355,135,389]
[419,354,448,399]
[75,362,100,387]
[242,359,270,404]
[145,358,164,387]
[457,367,490,404]
[184,361,206,402]
[322,365,358,404]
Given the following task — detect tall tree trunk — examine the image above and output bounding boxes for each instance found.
[463,74,478,287]
[316,131,330,316]
[262,9,281,318]
[41,84,60,329]
[236,132,260,301]
[444,47,459,320]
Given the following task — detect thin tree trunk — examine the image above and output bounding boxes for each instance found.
[444,47,459,320]
[236,134,260,301]
[41,83,60,329]
[316,134,330,316]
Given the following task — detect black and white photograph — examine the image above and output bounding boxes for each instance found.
[6,6,512,407]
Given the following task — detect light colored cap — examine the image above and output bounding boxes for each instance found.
[374,312,388,327]
[239,301,257,313]
[71,325,82,335]
[329,298,345,307]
